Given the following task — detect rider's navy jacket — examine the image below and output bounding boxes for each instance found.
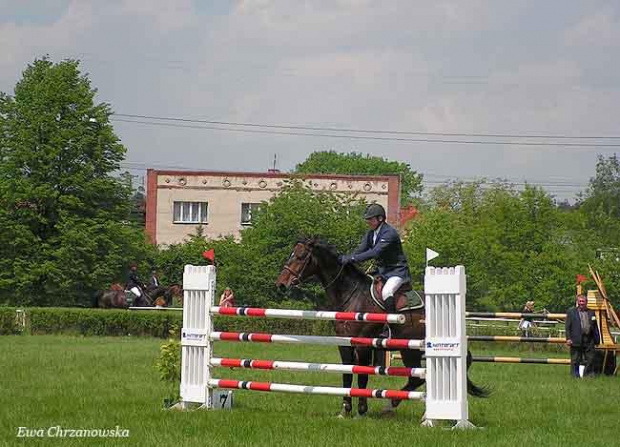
[350,222,411,281]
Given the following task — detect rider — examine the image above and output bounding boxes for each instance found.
[338,203,411,313]
[148,269,160,288]
[127,263,146,299]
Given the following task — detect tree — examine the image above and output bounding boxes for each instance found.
[119,171,146,227]
[0,57,149,306]
[220,180,370,308]
[151,180,369,309]
[294,151,423,205]
[404,182,583,310]
[576,154,620,247]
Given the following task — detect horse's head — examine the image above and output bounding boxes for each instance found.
[275,238,344,292]
[275,238,322,291]
[168,284,183,297]
[160,285,183,306]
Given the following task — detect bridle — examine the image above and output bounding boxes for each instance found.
[282,241,362,312]
[283,245,313,286]
[283,242,345,290]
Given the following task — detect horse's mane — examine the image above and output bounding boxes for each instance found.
[303,237,370,283]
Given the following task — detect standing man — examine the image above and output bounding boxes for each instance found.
[338,203,411,313]
[565,294,600,377]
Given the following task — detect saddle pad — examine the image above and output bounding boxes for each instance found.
[368,276,424,312]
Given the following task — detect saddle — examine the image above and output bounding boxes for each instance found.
[369,276,424,312]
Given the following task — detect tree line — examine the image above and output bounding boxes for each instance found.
[1,58,618,311]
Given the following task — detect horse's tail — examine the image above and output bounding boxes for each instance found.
[466,350,491,398]
[91,291,102,308]
[467,377,491,398]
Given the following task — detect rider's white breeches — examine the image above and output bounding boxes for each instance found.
[382,276,405,300]
[130,286,142,297]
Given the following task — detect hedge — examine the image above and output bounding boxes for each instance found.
[0,307,21,335]
[0,307,335,338]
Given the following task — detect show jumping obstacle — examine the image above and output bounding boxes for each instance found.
[395,290,619,374]
[467,290,619,373]
[178,264,472,427]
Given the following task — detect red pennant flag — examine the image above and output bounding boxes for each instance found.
[202,248,215,263]
[576,274,588,284]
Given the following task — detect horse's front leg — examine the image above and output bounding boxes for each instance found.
[338,346,354,418]
[355,348,373,417]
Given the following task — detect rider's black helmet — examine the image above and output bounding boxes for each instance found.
[363,203,386,220]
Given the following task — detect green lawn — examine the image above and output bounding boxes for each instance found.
[1,335,618,446]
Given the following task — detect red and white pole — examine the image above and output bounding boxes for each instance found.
[209,379,425,401]
[210,331,425,350]
[212,306,406,324]
[211,357,425,378]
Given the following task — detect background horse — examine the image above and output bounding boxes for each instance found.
[93,284,182,308]
[145,284,183,307]
[275,237,489,418]
[92,285,128,308]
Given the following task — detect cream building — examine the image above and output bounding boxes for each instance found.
[146,169,401,245]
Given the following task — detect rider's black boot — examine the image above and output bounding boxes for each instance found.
[383,296,396,313]
[380,296,396,337]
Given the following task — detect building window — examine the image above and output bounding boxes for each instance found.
[173,201,208,224]
[241,203,261,225]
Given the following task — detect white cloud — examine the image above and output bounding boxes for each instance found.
[1,0,619,200]
[565,7,620,47]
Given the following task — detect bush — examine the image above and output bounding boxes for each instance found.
[27,308,182,337]
[0,307,21,335]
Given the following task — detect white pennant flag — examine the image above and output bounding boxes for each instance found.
[426,248,439,265]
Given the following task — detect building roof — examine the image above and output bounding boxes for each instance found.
[147,168,399,182]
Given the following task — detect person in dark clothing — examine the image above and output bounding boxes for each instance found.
[338,203,411,313]
[148,269,160,288]
[565,294,600,377]
[127,263,145,299]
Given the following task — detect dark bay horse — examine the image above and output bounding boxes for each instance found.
[92,284,182,308]
[275,237,488,417]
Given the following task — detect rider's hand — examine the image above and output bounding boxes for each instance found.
[565,339,572,346]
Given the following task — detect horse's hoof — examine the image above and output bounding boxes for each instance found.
[337,412,351,419]
[380,403,397,417]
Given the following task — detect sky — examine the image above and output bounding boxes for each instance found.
[1,0,619,201]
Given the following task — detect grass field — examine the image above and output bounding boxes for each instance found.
[1,335,619,446]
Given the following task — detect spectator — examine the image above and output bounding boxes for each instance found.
[219,287,235,308]
[565,294,600,378]
[518,301,536,338]
[149,269,160,288]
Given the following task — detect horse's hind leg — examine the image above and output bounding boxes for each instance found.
[382,349,425,414]
[355,348,373,417]
[338,346,354,417]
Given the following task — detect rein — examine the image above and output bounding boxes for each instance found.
[323,263,345,290]
[283,242,367,313]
